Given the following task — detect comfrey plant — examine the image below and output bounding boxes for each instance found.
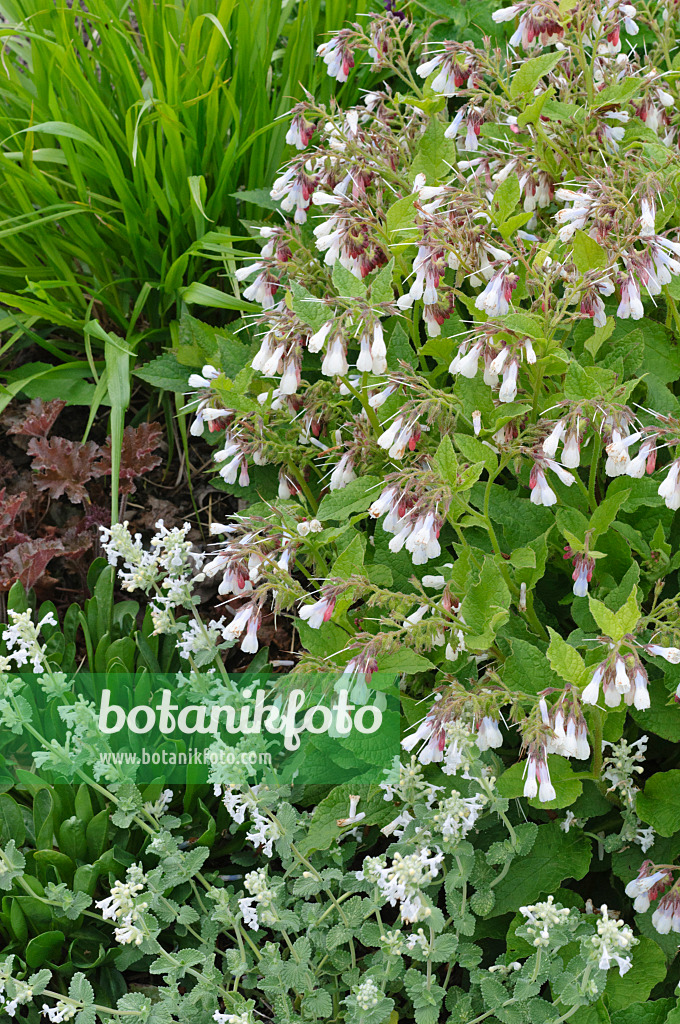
[179,5,680,815]
[147,0,680,1010]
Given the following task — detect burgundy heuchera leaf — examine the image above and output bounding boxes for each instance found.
[27,437,104,503]
[0,539,65,592]
[0,489,27,543]
[0,526,92,592]
[6,398,66,437]
[99,422,163,494]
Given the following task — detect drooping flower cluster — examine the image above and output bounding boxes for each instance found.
[528,458,575,508]
[523,748,556,803]
[542,697,590,760]
[625,861,672,914]
[582,647,650,710]
[368,471,453,566]
[402,704,482,777]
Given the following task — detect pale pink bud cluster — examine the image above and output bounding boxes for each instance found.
[317,32,355,82]
[204,522,293,600]
[270,162,316,224]
[416,49,475,95]
[223,601,262,654]
[286,111,315,150]
[562,545,595,598]
[445,103,486,152]
[474,266,518,317]
[492,3,564,49]
[298,592,337,630]
[449,331,531,403]
[312,192,388,278]
[343,650,379,688]
[401,709,447,765]
[377,416,422,460]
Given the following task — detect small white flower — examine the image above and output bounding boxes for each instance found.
[640,198,656,237]
[492,3,521,21]
[647,643,680,663]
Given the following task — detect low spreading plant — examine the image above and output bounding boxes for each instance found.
[0,558,662,1024]
[0,601,665,1024]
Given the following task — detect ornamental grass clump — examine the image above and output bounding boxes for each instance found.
[0,0,375,404]
[4,0,680,1021]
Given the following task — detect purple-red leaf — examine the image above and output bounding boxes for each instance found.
[0,527,92,592]
[99,422,163,494]
[0,538,66,592]
[6,398,66,437]
[28,437,104,503]
[0,489,27,543]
